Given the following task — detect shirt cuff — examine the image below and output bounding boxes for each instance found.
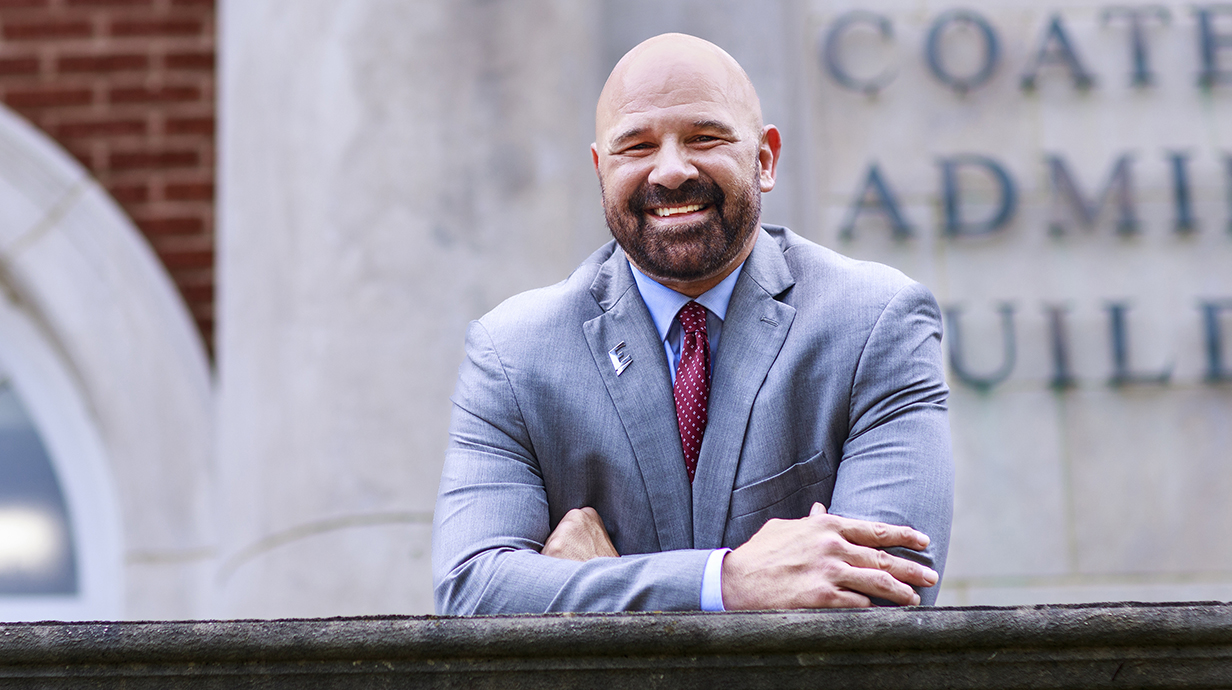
[700,548,731,611]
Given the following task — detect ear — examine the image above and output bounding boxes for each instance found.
[758,125,781,193]
[591,142,601,177]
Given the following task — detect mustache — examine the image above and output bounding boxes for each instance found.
[628,178,725,213]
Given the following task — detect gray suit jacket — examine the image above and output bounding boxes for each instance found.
[433,225,953,614]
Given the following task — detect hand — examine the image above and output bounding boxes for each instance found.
[541,507,619,561]
[721,502,937,610]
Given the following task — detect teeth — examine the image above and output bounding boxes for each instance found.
[652,204,704,217]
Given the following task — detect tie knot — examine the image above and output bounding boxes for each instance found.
[677,301,707,334]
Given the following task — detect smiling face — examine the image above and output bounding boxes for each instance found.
[592,34,781,296]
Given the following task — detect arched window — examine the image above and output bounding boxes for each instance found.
[0,374,78,596]
[0,102,211,621]
[0,302,124,621]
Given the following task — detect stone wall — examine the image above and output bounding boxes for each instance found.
[2,603,1232,688]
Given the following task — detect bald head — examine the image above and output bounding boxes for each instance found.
[596,33,764,144]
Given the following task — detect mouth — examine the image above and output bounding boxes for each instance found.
[648,203,708,218]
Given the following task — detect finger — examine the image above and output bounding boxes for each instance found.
[831,560,921,606]
[544,507,619,561]
[842,543,938,588]
[566,507,596,525]
[577,506,606,529]
[576,508,618,556]
[812,587,873,609]
[831,516,930,551]
[543,509,594,559]
[809,502,827,517]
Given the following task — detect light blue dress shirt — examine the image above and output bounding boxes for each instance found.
[628,260,744,611]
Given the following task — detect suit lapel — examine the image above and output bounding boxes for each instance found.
[583,247,694,551]
[692,230,797,549]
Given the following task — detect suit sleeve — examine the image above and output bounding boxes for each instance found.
[828,281,954,605]
[432,321,710,615]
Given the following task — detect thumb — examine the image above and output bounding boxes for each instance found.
[809,502,828,518]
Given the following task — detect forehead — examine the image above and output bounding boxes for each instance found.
[598,51,752,141]
[608,94,736,141]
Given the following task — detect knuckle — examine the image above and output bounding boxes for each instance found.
[812,582,842,607]
[874,549,893,570]
[872,570,898,589]
[866,571,904,599]
[815,532,846,555]
[818,558,844,580]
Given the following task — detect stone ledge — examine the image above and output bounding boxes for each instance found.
[1,602,1231,688]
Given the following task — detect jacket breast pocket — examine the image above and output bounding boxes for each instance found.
[725,451,834,546]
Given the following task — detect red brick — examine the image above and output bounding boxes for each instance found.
[57,53,149,73]
[109,19,202,36]
[1,0,217,354]
[158,248,213,269]
[2,20,93,40]
[186,288,213,303]
[194,318,214,354]
[66,0,153,5]
[137,216,204,235]
[109,149,198,170]
[164,51,214,70]
[164,181,213,200]
[66,146,95,168]
[106,182,148,203]
[4,87,92,108]
[172,269,215,286]
[164,116,213,135]
[56,117,147,138]
[178,284,214,302]
[0,57,40,75]
[176,276,216,297]
[109,85,200,103]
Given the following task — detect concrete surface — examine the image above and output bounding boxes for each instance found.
[3,603,1232,688]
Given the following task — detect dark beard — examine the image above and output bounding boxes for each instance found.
[603,174,760,283]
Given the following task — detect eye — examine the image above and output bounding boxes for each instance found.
[617,141,656,155]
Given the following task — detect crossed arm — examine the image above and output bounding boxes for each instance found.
[543,502,937,609]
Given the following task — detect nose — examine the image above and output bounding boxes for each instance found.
[646,140,698,189]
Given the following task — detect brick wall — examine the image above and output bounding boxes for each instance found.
[0,0,215,353]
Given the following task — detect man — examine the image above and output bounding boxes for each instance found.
[433,33,952,614]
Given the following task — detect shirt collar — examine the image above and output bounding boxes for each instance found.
[629,260,744,343]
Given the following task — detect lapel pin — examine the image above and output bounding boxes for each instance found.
[608,341,632,376]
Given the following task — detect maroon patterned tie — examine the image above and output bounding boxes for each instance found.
[673,301,710,482]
